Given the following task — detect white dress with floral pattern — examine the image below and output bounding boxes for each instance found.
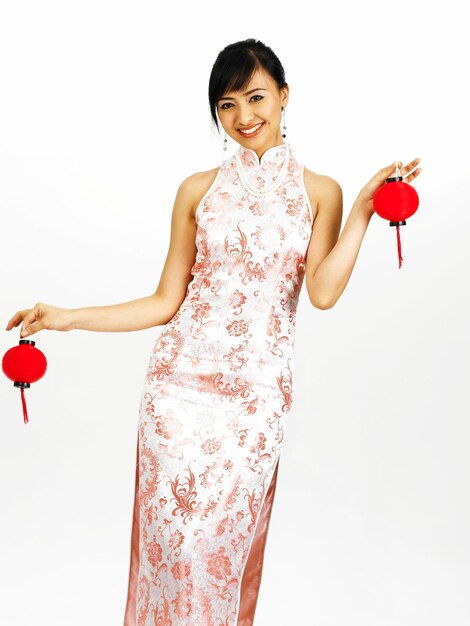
[124,141,314,626]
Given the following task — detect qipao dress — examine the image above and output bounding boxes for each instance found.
[123,140,314,626]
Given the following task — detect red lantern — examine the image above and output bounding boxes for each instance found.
[373,165,420,268]
[2,339,47,424]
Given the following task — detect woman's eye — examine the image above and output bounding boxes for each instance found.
[220,95,263,111]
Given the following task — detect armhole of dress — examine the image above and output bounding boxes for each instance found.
[194,166,222,226]
[300,163,315,225]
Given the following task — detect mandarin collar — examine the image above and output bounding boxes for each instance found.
[235,141,291,197]
[237,141,289,169]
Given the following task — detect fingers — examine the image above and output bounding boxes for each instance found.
[399,157,422,179]
[375,162,399,182]
[404,167,421,183]
[21,322,35,337]
[5,305,45,337]
[385,158,421,185]
[21,322,40,338]
[20,311,39,337]
[5,310,27,331]
[5,313,19,331]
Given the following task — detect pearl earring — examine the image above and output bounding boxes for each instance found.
[281,107,287,139]
[221,130,228,163]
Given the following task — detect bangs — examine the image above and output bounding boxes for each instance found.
[216,52,260,102]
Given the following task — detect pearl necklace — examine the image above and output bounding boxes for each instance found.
[235,143,290,198]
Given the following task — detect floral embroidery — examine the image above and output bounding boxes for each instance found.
[124,141,314,626]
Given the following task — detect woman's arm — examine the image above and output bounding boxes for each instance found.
[69,293,172,333]
[304,159,421,310]
[307,196,370,310]
[7,168,220,337]
[71,173,202,333]
[303,169,344,310]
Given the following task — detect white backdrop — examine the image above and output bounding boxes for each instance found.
[1,1,469,624]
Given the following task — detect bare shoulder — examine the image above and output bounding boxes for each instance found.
[303,166,342,220]
[179,167,221,220]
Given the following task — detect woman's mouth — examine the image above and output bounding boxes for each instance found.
[238,122,265,138]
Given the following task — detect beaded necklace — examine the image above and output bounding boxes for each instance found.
[235,142,290,199]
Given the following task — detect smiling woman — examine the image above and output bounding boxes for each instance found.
[118,36,422,621]
[121,39,325,626]
[4,34,421,626]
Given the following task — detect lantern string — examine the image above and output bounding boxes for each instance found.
[20,387,29,424]
[396,225,403,269]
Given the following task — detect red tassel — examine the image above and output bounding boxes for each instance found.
[396,225,403,269]
[20,386,29,424]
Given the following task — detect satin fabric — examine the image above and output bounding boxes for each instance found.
[123,140,314,625]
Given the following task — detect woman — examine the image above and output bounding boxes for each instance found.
[6,38,421,625]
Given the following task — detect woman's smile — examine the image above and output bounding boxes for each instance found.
[238,122,265,138]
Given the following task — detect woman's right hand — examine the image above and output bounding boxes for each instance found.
[5,302,75,338]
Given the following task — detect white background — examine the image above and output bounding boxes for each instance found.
[1,1,469,624]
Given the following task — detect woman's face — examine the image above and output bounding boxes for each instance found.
[216,67,289,153]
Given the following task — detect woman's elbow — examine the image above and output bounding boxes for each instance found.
[308,290,335,310]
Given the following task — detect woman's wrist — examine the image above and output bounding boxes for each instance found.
[67,307,83,331]
[352,197,375,222]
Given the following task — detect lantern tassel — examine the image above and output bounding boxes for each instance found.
[20,387,29,424]
[396,225,403,269]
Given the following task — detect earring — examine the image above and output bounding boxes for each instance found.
[281,106,287,139]
[221,130,228,163]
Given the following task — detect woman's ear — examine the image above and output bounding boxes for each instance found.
[281,84,289,108]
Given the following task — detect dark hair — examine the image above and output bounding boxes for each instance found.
[208,38,288,134]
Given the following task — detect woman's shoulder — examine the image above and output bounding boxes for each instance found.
[303,166,342,196]
[178,167,221,221]
[181,167,220,195]
[303,166,342,220]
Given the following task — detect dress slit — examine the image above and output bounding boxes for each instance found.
[235,457,280,626]
[123,431,141,626]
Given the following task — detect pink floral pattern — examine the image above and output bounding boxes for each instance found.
[124,142,314,625]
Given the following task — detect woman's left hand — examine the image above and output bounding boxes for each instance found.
[355,157,422,218]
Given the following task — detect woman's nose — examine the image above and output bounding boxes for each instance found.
[237,107,255,126]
